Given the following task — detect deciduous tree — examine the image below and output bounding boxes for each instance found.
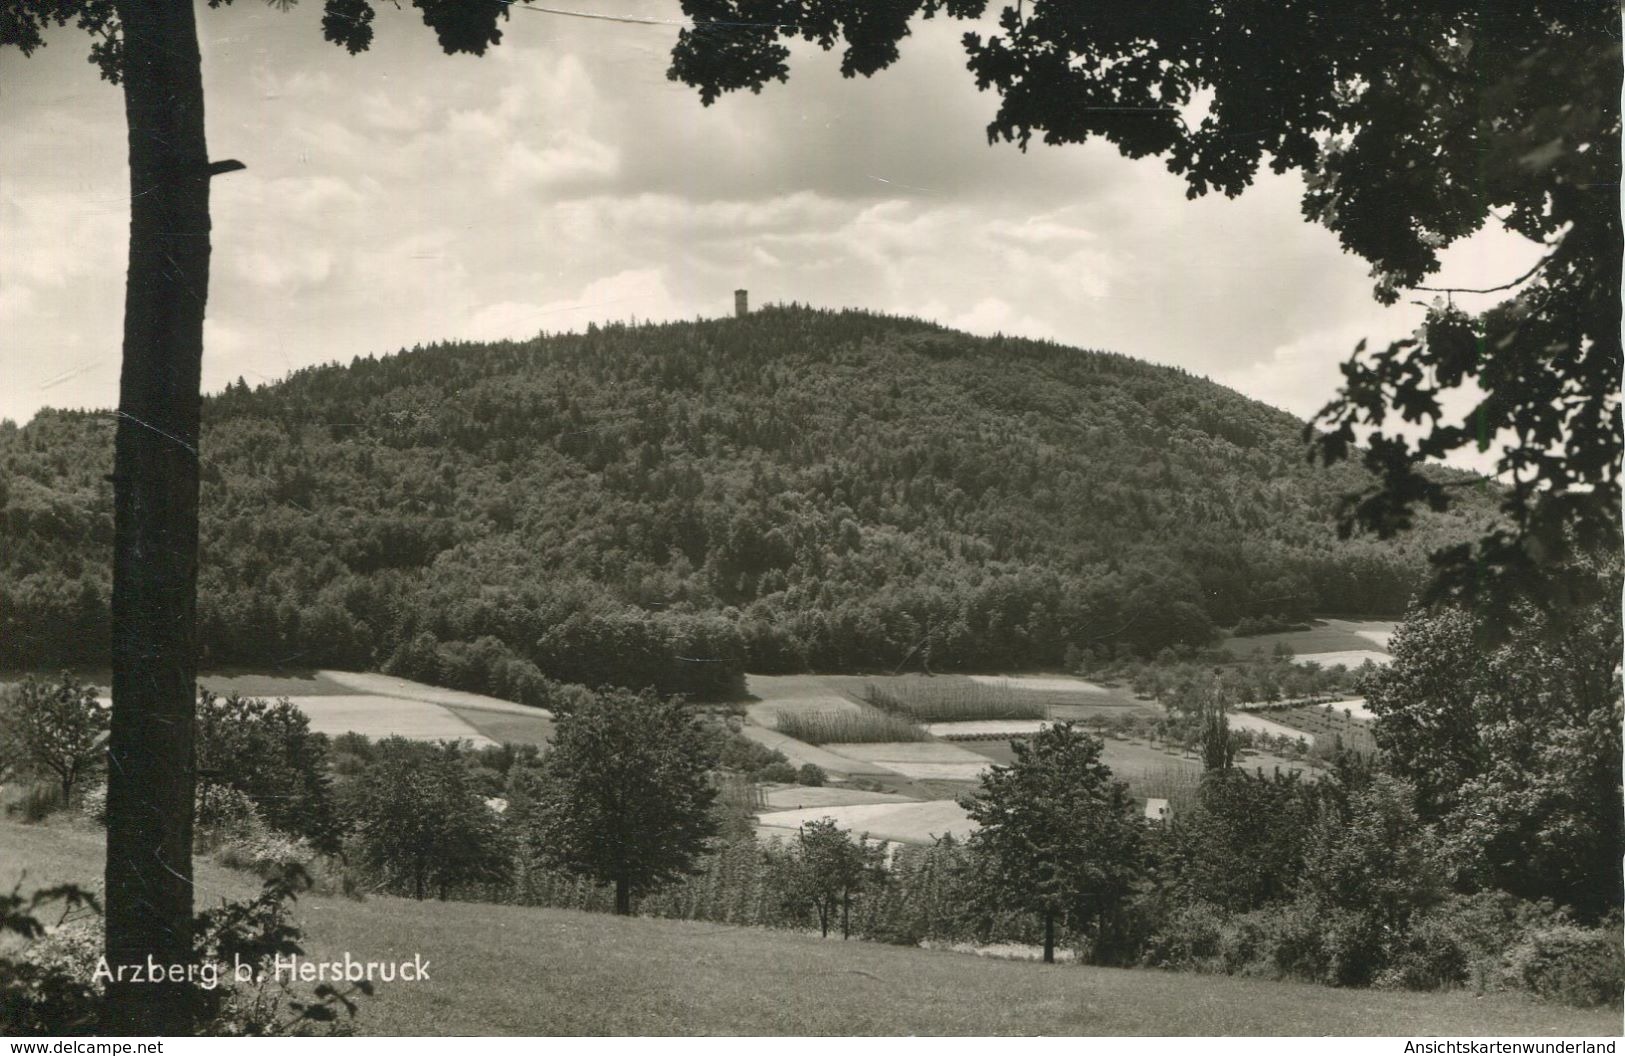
[960,722,1143,963]
[0,674,108,804]
[348,738,514,902]
[194,691,343,854]
[769,818,886,939]
[1363,581,1624,920]
[522,688,719,915]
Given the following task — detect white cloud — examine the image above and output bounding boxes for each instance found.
[461,268,692,342]
[233,246,335,290]
[0,0,1542,448]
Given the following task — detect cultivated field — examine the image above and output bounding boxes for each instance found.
[1260,702,1380,755]
[760,785,915,810]
[1223,617,1397,669]
[2,818,1610,1037]
[736,725,899,777]
[962,736,1201,785]
[740,671,1295,835]
[865,678,1048,722]
[826,741,992,781]
[742,673,873,725]
[774,708,928,745]
[755,799,976,845]
[1326,697,1377,721]
[923,719,1051,738]
[966,675,1106,693]
[1228,710,1316,746]
[76,669,558,750]
[281,694,500,747]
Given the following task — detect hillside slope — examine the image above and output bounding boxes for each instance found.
[1,819,1607,1036]
[0,307,1495,699]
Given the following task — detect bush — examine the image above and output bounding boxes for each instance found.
[0,870,367,1036]
[6,782,64,824]
[1377,913,1473,992]
[711,723,790,777]
[1502,924,1625,1008]
[214,829,315,880]
[1218,911,1271,976]
[1209,900,1342,985]
[796,764,826,787]
[195,691,344,853]
[757,761,798,784]
[1141,901,1225,972]
[1375,893,1558,994]
[195,784,265,851]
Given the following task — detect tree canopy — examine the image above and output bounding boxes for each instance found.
[1363,578,1624,920]
[1,309,1493,700]
[668,1,1622,610]
[0,673,107,803]
[960,721,1144,963]
[521,687,719,915]
[347,737,515,902]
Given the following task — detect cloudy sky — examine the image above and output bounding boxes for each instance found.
[1,1,1539,432]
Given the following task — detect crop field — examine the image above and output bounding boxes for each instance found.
[961,735,1202,785]
[1261,703,1379,755]
[756,799,976,845]
[65,669,558,750]
[1291,649,1391,669]
[1329,697,1376,720]
[761,785,915,810]
[923,719,1051,739]
[828,741,993,780]
[1228,614,1397,653]
[865,678,1048,722]
[742,673,872,725]
[966,675,1155,718]
[774,708,928,745]
[1228,710,1315,745]
[5,819,1609,1036]
[966,675,1105,693]
[737,726,899,777]
[280,695,500,747]
[444,708,556,747]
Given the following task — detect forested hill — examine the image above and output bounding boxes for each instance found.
[2,306,1493,701]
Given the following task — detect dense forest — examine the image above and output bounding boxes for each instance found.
[1,307,1495,700]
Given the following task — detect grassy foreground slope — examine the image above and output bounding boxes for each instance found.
[3,820,1613,1036]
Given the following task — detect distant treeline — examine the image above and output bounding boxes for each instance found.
[0,308,1493,699]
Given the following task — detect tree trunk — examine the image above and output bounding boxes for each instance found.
[841,892,850,940]
[614,876,631,915]
[101,0,212,1037]
[1043,911,1055,965]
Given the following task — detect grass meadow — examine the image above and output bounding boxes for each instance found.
[1221,618,1396,660]
[2,817,1614,1036]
